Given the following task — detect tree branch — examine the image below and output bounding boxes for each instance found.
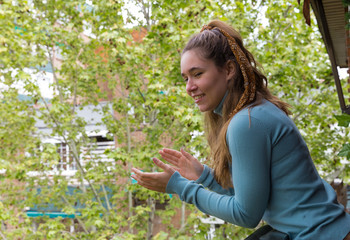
[68,141,105,208]
[0,230,7,240]
[44,41,106,208]
[39,96,105,210]
[46,45,63,103]
[101,184,112,212]
[292,90,325,121]
[60,192,89,234]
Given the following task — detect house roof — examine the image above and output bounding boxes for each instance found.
[310,0,347,68]
[35,102,113,136]
[302,0,350,113]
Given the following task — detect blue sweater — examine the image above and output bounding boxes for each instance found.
[166,100,350,240]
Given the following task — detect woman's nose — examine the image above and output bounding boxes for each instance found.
[186,78,197,94]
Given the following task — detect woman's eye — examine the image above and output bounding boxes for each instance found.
[183,77,188,82]
[194,72,202,78]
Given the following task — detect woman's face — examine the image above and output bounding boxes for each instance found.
[181,49,231,112]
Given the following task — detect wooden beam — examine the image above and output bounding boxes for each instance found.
[311,0,349,114]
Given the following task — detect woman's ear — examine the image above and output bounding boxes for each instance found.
[225,60,236,82]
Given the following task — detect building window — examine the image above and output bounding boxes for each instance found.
[55,136,114,172]
[57,143,76,171]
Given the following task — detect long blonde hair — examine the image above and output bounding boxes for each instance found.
[183,20,290,188]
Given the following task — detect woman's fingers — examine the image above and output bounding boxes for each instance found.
[131,166,171,193]
[159,151,180,165]
[160,149,182,162]
[132,168,165,180]
[161,148,194,165]
[132,169,160,185]
[131,168,155,181]
[180,148,195,161]
[153,158,175,174]
[161,148,182,160]
[162,148,193,162]
[131,171,166,192]
[162,148,182,156]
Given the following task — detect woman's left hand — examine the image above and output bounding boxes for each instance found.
[131,158,175,193]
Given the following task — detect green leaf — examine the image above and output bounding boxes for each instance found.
[335,114,350,127]
[338,144,350,158]
[94,219,105,228]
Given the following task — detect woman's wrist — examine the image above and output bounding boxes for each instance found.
[195,164,210,183]
[195,164,204,180]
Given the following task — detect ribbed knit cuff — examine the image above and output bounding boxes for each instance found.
[166,171,185,194]
[195,164,211,184]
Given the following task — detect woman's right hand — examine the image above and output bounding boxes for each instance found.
[159,148,204,181]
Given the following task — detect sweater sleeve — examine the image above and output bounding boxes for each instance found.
[166,114,271,228]
[195,164,235,195]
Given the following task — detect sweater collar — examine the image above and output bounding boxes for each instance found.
[213,91,228,116]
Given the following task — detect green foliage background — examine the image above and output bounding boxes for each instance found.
[0,0,349,239]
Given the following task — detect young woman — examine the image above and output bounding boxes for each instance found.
[131,20,350,240]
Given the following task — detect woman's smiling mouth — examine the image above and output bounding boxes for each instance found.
[193,94,205,103]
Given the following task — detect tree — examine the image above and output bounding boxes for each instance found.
[0,0,347,239]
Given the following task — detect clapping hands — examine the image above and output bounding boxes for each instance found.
[159,148,203,181]
[131,148,204,193]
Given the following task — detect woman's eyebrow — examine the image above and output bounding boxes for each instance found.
[181,67,204,76]
[189,67,204,72]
